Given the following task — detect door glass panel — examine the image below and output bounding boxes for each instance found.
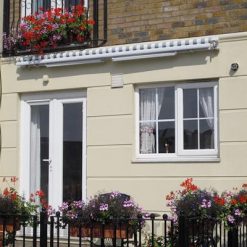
[32,0,49,13]
[30,105,49,201]
[63,103,82,202]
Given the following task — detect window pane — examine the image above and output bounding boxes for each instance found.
[30,105,49,202]
[158,122,175,153]
[200,120,214,149]
[199,88,214,118]
[63,103,82,202]
[32,0,43,13]
[183,89,197,118]
[139,88,156,121]
[158,87,175,120]
[184,120,198,149]
[140,122,156,154]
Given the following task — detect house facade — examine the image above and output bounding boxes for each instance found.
[0,0,247,213]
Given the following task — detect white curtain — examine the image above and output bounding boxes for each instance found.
[158,88,165,116]
[140,89,155,154]
[199,88,214,129]
[199,88,214,148]
[30,106,41,194]
[140,88,165,154]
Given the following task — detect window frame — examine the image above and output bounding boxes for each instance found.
[135,81,219,162]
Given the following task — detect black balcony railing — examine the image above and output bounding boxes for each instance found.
[0,212,246,247]
[2,0,107,56]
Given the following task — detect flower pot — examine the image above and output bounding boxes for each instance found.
[0,218,21,247]
[70,223,134,239]
[0,218,21,233]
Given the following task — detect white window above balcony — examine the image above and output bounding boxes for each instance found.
[22,0,87,16]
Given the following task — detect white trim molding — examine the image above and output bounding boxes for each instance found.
[16,36,219,67]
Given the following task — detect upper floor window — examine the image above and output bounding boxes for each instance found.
[136,82,218,161]
[22,0,85,16]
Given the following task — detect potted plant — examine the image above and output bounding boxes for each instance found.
[218,183,247,228]
[60,191,144,238]
[14,5,95,53]
[0,177,47,233]
[0,177,47,247]
[166,178,222,237]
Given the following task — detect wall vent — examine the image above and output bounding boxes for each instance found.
[111,73,124,88]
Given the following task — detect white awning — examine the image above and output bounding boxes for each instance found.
[16,36,218,67]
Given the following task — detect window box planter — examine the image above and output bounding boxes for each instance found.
[4,5,94,55]
[0,218,21,233]
[69,223,134,239]
[60,192,144,240]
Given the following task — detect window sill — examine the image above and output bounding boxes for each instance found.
[132,156,220,163]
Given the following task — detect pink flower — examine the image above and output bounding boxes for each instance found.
[201,199,212,208]
[110,191,121,198]
[99,203,108,211]
[234,209,241,216]
[123,200,135,208]
[227,215,235,224]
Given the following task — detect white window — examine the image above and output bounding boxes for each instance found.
[22,0,87,16]
[135,82,218,162]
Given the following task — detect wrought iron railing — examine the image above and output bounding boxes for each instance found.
[0,212,246,247]
[2,0,107,56]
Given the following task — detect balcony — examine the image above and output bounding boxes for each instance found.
[2,0,107,56]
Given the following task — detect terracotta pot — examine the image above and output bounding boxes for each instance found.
[0,218,21,233]
[70,223,134,239]
[0,218,21,247]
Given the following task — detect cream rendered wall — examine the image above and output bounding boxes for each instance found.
[0,33,247,212]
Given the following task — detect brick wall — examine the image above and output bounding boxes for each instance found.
[5,0,247,47]
[89,0,247,45]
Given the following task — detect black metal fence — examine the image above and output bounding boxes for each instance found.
[0,212,246,247]
[2,0,107,56]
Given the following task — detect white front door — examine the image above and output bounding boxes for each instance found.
[20,92,86,209]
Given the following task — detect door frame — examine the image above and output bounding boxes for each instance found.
[20,91,87,209]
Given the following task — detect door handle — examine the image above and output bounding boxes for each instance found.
[42,159,52,164]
